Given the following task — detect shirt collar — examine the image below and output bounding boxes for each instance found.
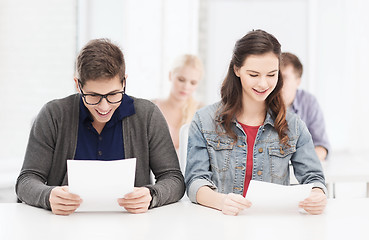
[79,94,135,126]
[116,94,135,120]
[79,96,92,123]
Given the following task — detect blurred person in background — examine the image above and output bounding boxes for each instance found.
[281,52,330,161]
[153,54,204,151]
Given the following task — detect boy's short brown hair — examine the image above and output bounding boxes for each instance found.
[75,39,125,86]
[281,52,303,78]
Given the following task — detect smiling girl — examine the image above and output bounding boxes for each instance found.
[185,30,327,216]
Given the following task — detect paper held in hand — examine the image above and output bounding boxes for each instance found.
[67,158,136,212]
[245,180,313,213]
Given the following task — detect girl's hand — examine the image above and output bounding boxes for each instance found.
[299,188,327,215]
[221,193,252,216]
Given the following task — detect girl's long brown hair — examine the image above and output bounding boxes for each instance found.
[217,29,289,146]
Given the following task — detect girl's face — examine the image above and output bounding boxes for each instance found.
[169,65,201,101]
[234,52,279,104]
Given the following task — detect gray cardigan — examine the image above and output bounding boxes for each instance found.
[16,94,185,210]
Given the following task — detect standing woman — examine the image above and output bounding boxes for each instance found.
[153,54,204,151]
[185,30,327,216]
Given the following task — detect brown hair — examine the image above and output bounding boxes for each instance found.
[75,38,125,87]
[281,52,303,78]
[217,29,289,146]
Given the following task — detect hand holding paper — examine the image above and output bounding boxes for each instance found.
[67,158,136,212]
[299,187,327,215]
[245,180,313,213]
[221,193,252,216]
[118,187,152,214]
[49,186,82,215]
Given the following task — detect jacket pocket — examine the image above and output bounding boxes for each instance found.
[268,145,296,181]
[204,134,234,172]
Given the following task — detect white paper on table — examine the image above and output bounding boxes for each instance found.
[67,158,136,212]
[244,180,313,213]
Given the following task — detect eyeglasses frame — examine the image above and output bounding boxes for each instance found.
[77,79,126,105]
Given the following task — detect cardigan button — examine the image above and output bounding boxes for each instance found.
[258,148,263,153]
[257,170,262,176]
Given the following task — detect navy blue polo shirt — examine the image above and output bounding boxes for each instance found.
[74,95,135,161]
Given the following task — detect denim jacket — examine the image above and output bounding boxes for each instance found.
[185,102,326,203]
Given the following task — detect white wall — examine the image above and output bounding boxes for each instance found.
[314,0,369,151]
[0,0,77,169]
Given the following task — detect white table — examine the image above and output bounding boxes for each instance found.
[1,198,369,240]
[289,150,369,198]
[324,151,369,198]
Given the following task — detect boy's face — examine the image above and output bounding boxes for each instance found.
[281,64,301,107]
[77,75,124,126]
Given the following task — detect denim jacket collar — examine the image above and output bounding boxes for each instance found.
[213,102,275,129]
[220,110,275,128]
[263,111,275,127]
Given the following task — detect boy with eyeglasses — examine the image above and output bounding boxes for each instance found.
[16,39,185,215]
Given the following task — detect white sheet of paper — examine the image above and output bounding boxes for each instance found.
[245,180,313,213]
[67,158,136,212]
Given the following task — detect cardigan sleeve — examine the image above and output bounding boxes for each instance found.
[145,106,185,208]
[16,94,79,210]
[16,102,57,210]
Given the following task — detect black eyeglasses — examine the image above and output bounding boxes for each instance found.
[78,79,125,105]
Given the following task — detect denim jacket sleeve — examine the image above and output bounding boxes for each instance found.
[185,112,217,203]
[290,116,327,193]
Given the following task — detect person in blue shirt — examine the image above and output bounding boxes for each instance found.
[280,52,330,161]
[16,39,185,215]
[185,30,326,216]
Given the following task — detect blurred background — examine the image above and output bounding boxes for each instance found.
[1,0,369,201]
